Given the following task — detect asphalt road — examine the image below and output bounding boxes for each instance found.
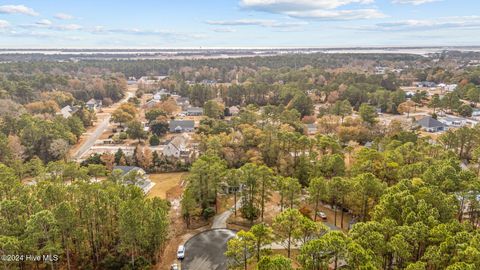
[211,199,242,229]
[181,229,236,270]
[73,91,134,161]
[73,115,111,160]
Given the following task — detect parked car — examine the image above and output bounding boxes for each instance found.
[177,245,185,260]
[317,211,327,220]
[170,264,179,270]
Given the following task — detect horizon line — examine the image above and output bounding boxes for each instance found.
[1,45,480,50]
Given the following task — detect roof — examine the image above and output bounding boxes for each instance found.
[139,75,168,81]
[86,98,97,105]
[441,116,466,122]
[155,89,169,94]
[167,135,188,150]
[61,105,72,112]
[417,116,446,128]
[176,97,189,103]
[169,120,195,130]
[58,105,73,118]
[113,166,143,176]
[306,123,317,129]
[146,99,160,106]
[187,107,203,112]
[112,166,154,193]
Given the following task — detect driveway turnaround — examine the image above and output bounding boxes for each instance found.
[181,229,236,270]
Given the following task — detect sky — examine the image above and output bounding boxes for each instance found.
[0,0,479,48]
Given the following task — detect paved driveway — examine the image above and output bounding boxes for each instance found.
[181,229,236,270]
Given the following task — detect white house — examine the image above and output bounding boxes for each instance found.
[57,105,76,118]
[153,89,170,101]
[127,77,137,85]
[138,75,168,85]
[439,116,478,128]
[163,134,191,158]
[472,109,480,117]
[445,84,458,92]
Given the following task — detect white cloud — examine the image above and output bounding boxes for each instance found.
[392,0,440,5]
[88,26,203,41]
[239,0,383,20]
[240,0,374,10]
[0,19,10,29]
[213,28,237,33]
[206,19,308,28]
[54,13,74,20]
[0,5,38,16]
[353,16,480,31]
[284,9,385,20]
[36,19,52,26]
[55,24,82,31]
[19,22,83,31]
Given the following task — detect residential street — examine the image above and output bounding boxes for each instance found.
[72,89,135,161]
[73,115,111,160]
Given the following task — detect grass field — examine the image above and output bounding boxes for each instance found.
[148,172,187,199]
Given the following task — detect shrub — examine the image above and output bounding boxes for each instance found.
[202,207,215,220]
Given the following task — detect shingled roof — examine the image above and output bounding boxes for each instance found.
[417,116,446,128]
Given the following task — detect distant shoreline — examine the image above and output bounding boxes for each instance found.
[1,46,479,61]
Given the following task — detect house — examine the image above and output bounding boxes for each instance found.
[163,134,193,159]
[127,77,137,85]
[439,116,468,127]
[138,75,168,85]
[145,99,160,108]
[186,107,203,116]
[86,99,102,111]
[200,79,217,85]
[416,116,447,132]
[305,123,317,135]
[112,166,155,194]
[220,182,243,194]
[375,66,387,75]
[169,120,195,133]
[440,84,458,92]
[405,91,416,98]
[416,81,437,88]
[176,97,190,110]
[229,106,240,116]
[439,116,478,128]
[57,105,78,118]
[472,109,480,117]
[153,89,170,101]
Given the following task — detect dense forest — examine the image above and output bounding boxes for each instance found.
[184,105,480,270]
[0,161,169,270]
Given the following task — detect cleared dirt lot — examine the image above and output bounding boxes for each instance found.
[148,172,187,199]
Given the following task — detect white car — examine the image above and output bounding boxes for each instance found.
[170,264,179,270]
[177,245,185,260]
[317,211,327,220]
